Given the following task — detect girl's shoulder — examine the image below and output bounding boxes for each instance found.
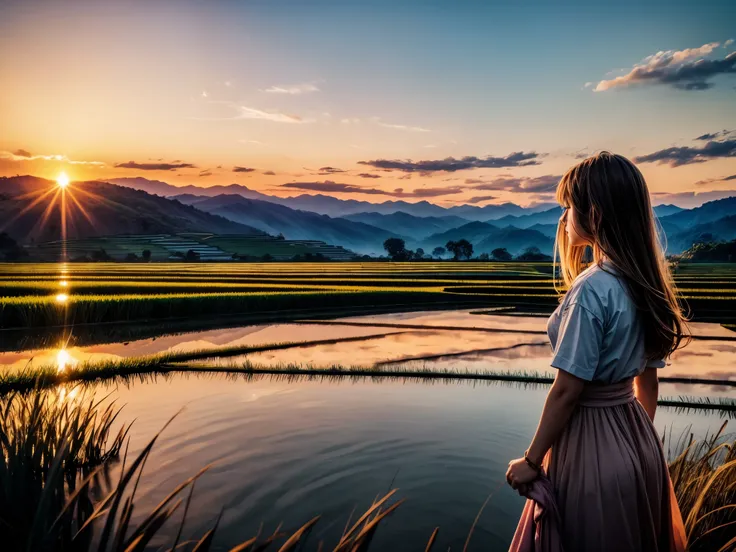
[565,262,627,320]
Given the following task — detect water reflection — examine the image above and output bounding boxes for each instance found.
[79,372,731,550]
[2,310,734,387]
[56,348,74,373]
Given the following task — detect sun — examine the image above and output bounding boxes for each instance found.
[57,172,70,189]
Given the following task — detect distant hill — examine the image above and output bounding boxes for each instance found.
[681,239,736,262]
[654,204,684,218]
[659,197,736,229]
[0,176,265,244]
[184,194,407,255]
[666,215,736,254]
[107,178,276,202]
[343,211,470,240]
[418,220,553,255]
[109,176,697,222]
[111,177,552,219]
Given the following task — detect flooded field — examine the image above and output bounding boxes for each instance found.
[2,308,734,549]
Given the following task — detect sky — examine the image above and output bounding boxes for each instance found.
[1,0,735,208]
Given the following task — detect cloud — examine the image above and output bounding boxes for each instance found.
[633,138,736,167]
[357,173,381,179]
[695,129,735,141]
[651,189,736,208]
[594,42,736,92]
[263,83,319,94]
[694,174,736,186]
[466,174,562,193]
[358,152,542,173]
[376,121,431,133]
[316,166,346,175]
[236,106,305,123]
[0,150,105,166]
[279,180,464,198]
[199,170,212,177]
[114,161,196,170]
[466,194,497,204]
[726,39,734,48]
[233,166,256,173]
[263,170,277,176]
[341,118,361,124]
[200,103,306,124]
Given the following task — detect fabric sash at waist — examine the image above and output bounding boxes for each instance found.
[578,378,635,407]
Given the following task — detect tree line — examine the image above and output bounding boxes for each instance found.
[382,237,551,262]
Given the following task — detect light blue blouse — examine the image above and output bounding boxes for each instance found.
[547,260,666,383]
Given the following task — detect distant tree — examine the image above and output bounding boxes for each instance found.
[491,247,512,261]
[91,249,112,262]
[477,252,490,261]
[125,253,139,262]
[261,253,273,261]
[681,239,736,263]
[276,233,286,240]
[516,246,552,262]
[141,249,152,262]
[383,238,410,261]
[172,251,185,259]
[184,249,200,262]
[414,247,425,260]
[432,246,446,259]
[446,239,473,260]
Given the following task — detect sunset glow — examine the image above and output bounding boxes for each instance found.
[57,172,69,189]
[0,2,733,207]
[55,293,69,303]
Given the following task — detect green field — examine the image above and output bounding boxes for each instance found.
[1,262,735,328]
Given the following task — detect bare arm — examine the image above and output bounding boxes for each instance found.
[634,367,658,422]
[526,369,586,466]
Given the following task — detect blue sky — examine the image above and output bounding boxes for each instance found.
[1,0,734,207]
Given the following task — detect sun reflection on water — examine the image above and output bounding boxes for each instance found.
[57,349,74,373]
[55,293,69,303]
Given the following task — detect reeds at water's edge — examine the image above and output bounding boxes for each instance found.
[1,387,734,551]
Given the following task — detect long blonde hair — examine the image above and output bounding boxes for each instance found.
[553,151,689,362]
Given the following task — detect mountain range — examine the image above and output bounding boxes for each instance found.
[109,177,555,220]
[1,175,734,258]
[0,176,264,243]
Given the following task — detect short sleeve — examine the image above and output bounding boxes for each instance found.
[550,301,604,381]
[646,358,666,369]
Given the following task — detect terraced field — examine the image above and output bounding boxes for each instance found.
[0,262,734,328]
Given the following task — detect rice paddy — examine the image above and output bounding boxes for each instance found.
[1,263,734,550]
[2,261,735,328]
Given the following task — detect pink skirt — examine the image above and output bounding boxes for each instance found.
[509,379,687,552]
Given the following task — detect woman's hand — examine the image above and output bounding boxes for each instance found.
[506,458,538,495]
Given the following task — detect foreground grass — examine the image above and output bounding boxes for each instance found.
[2,388,734,551]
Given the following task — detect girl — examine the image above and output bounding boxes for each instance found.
[507,152,688,552]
